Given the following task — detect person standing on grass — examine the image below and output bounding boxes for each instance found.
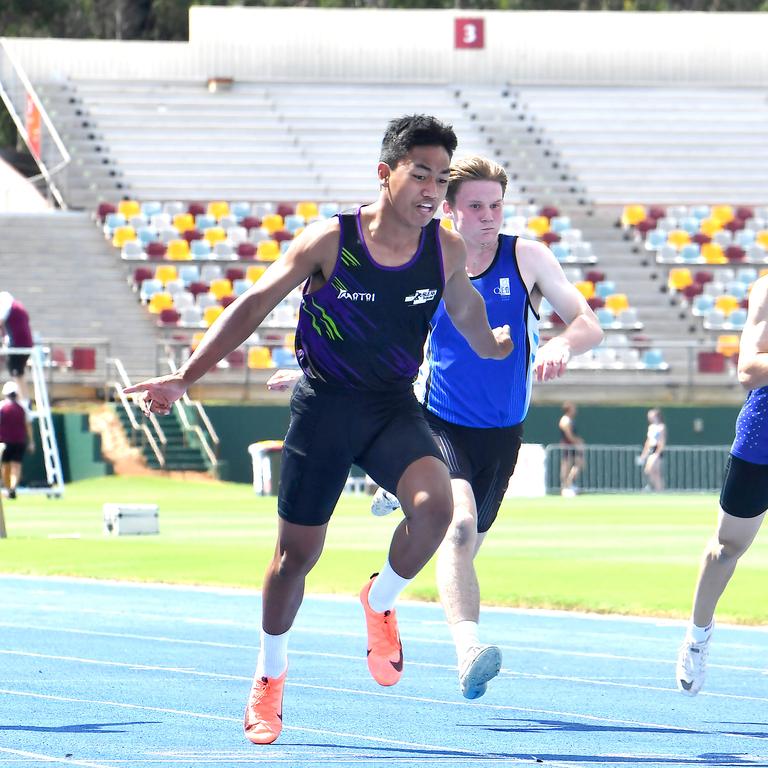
[676,273,768,696]
[270,154,602,700]
[124,115,513,745]
[638,407,666,492]
[0,380,34,499]
[558,401,585,496]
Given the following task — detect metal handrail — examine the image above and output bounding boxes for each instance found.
[109,357,167,445]
[113,383,165,468]
[0,38,71,208]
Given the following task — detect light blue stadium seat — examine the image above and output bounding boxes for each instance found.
[283,214,305,233]
[703,308,726,328]
[179,306,203,327]
[725,281,747,300]
[550,216,572,233]
[595,280,616,299]
[737,267,758,286]
[178,264,200,285]
[272,347,299,367]
[233,279,253,296]
[679,244,701,263]
[679,216,700,235]
[129,214,148,230]
[162,201,185,217]
[641,349,665,368]
[595,308,615,327]
[200,264,223,283]
[550,243,570,262]
[141,201,163,218]
[617,308,639,326]
[191,240,212,259]
[692,294,715,316]
[195,214,217,231]
[121,241,144,260]
[728,308,748,328]
[645,229,667,250]
[691,205,711,220]
[213,242,235,260]
[230,201,251,221]
[139,278,163,302]
[136,227,158,246]
[104,212,126,234]
[736,229,756,248]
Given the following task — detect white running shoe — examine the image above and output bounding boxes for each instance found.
[371,488,401,517]
[676,634,711,696]
[459,644,502,700]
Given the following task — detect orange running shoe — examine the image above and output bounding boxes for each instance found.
[243,668,286,745]
[360,573,403,686]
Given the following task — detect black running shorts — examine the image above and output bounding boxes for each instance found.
[424,408,523,533]
[720,453,768,519]
[278,376,444,526]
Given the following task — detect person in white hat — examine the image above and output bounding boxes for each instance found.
[0,380,34,499]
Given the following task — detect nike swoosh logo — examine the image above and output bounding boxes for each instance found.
[390,647,403,672]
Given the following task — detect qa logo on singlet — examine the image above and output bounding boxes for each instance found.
[493,277,511,299]
[404,288,438,306]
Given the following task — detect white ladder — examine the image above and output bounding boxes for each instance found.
[24,345,64,497]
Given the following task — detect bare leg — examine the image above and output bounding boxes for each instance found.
[437,479,483,624]
[645,454,663,491]
[691,507,764,627]
[8,461,21,494]
[261,518,328,634]
[387,455,453,579]
[1,463,9,493]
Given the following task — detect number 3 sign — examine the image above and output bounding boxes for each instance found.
[455,18,485,49]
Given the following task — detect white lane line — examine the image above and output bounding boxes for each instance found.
[0,689,538,763]
[1,621,766,675]
[2,646,767,705]
[0,747,113,767]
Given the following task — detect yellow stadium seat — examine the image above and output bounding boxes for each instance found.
[190,331,205,351]
[296,201,319,220]
[112,225,137,248]
[440,218,454,230]
[285,332,295,348]
[700,218,723,238]
[246,265,267,283]
[760,268,768,279]
[716,334,740,358]
[756,230,768,249]
[203,304,225,327]
[621,205,646,228]
[203,226,227,246]
[173,213,196,232]
[209,278,233,301]
[574,281,595,300]
[256,240,280,262]
[701,242,726,264]
[154,264,178,285]
[166,239,191,260]
[604,293,630,314]
[714,295,740,316]
[117,200,141,219]
[147,291,174,314]
[711,205,734,225]
[261,214,284,235]
[248,346,276,369]
[668,268,693,292]
[207,201,230,220]
[526,215,550,237]
[666,229,691,250]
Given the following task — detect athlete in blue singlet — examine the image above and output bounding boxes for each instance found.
[126,116,513,745]
[677,273,768,696]
[372,155,603,699]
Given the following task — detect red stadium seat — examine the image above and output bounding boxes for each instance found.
[698,351,726,373]
[146,241,167,260]
[97,202,117,221]
[240,216,262,230]
[725,245,746,263]
[276,203,295,218]
[540,205,560,219]
[540,232,560,245]
[225,267,246,283]
[71,347,96,371]
[158,308,181,326]
[182,228,204,243]
[236,242,257,259]
[187,202,206,217]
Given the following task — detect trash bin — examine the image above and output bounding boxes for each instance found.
[248,440,284,496]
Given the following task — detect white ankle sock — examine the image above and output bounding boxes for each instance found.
[450,620,480,661]
[367,561,411,613]
[689,620,714,644]
[256,628,289,679]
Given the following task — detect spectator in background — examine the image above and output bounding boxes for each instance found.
[0,292,33,400]
[676,273,768,696]
[558,401,584,496]
[639,408,666,492]
[0,381,34,499]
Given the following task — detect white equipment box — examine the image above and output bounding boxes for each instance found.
[103,504,159,536]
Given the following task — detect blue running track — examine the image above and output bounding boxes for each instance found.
[0,575,767,767]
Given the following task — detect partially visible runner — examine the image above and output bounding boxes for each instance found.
[639,407,666,492]
[558,401,585,496]
[676,274,768,696]
[126,117,513,744]
[271,155,602,700]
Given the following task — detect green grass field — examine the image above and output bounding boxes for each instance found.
[1,476,766,624]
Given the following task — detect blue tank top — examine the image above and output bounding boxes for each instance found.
[419,234,540,428]
[731,386,768,464]
[295,209,445,390]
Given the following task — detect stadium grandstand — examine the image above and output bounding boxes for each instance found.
[1,5,767,480]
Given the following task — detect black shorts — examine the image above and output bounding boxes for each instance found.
[424,409,523,533]
[7,354,28,377]
[1,442,26,463]
[720,454,768,519]
[278,376,444,526]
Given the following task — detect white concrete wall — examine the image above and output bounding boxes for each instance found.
[4,8,768,85]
